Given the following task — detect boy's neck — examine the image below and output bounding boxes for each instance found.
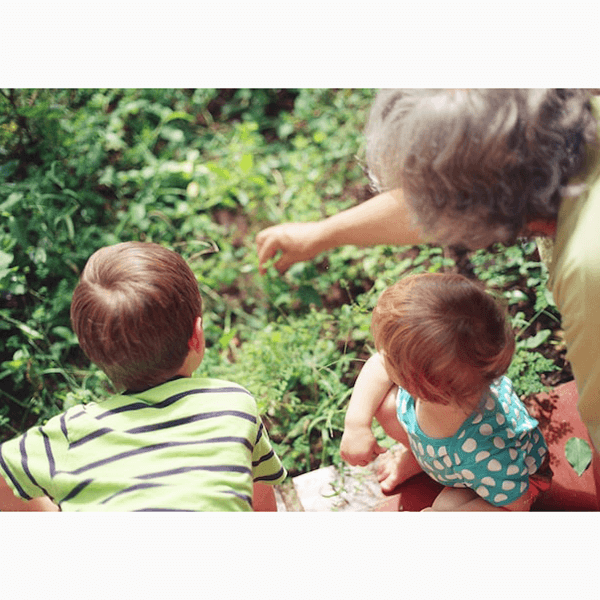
[123,374,186,395]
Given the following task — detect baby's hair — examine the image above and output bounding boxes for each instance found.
[70,241,202,392]
[371,273,515,409]
[365,89,597,249]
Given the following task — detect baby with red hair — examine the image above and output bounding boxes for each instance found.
[340,272,552,511]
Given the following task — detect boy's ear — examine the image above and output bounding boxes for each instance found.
[188,316,204,352]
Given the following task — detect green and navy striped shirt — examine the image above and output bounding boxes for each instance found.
[0,377,286,511]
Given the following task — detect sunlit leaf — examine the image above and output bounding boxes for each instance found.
[163,111,194,124]
[0,250,13,271]
[565,437,592,476]
[520,329,551,349]
[239,153,253,174]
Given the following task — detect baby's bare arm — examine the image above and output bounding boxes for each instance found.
[341,353,396,465]
[344,353,394,428]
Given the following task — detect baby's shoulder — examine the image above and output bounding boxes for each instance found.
[457,378,536,446]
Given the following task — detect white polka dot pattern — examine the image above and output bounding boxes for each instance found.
[479,424,493,436]
[475,451,490,462]
[396,377,548,507]
[462,438,477,453]
[487,459,502,472]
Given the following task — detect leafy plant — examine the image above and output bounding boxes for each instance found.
[199,305,367,475]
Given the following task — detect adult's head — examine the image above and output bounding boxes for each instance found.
[366,88,597,249]
[71,241,203,392]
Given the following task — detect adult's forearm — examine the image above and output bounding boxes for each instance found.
[319,189,425,250]
[256,189,427,274]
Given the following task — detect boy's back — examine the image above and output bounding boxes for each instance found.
[0,376,285,511]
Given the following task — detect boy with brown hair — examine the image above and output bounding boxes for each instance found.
[0,241,286,511]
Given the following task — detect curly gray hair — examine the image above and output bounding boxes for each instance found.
[365,89,597,248]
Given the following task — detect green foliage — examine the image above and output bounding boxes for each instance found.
[471,241,561,396]
[201,306,367,475]
[506,348,556,397]
[0,88,566,478]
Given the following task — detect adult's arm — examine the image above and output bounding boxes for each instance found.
[256,189,425,273]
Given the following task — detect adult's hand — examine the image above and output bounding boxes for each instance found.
[256,221,326,274]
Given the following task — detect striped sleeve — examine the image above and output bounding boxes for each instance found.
[0,414,67,502]
[251,418,286,484]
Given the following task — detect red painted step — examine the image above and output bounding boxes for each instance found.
[530,381,598,511]
[374,380,599,511]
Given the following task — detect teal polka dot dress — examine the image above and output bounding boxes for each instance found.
[396,376,548,506]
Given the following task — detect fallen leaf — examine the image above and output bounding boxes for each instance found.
[565,437,592,476]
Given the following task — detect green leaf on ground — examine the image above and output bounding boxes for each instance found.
[565,437,592,476]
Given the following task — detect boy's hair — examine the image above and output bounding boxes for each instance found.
[70,242,203,392]
[371,273,515,409]
[365,89,597,249]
